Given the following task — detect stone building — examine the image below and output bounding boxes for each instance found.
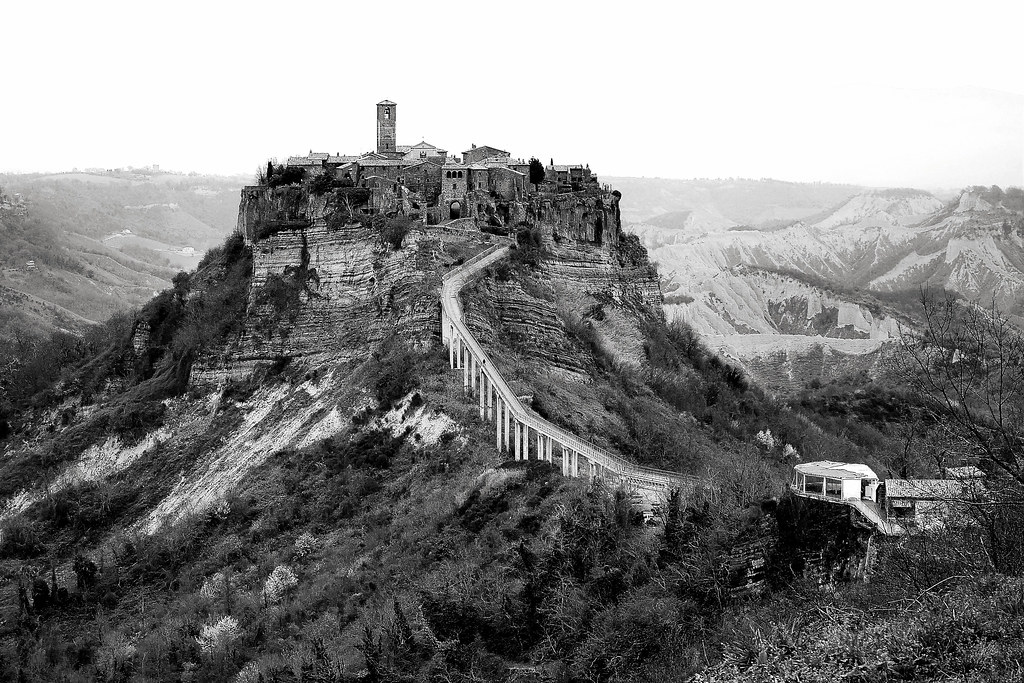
[463,144,509,165]
[376,100,397,154]
[282,100,599,224]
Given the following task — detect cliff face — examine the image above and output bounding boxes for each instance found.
[464,190,663,378]
[192,184,663,383]
[194,188,494,381]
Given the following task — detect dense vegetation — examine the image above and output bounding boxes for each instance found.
[3,191,1024,682]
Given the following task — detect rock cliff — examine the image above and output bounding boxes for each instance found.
[463,190,663,378]
[194,187,498,381]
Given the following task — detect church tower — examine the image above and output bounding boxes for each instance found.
[376,100,397,154]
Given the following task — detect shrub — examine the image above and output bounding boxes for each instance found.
[196,616,241,655]
[373,344,420,409]
[380,216,414,250]
[263,565,298,604]
[267,165,306,188]
[309,171,339,195]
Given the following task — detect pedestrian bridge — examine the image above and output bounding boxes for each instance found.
[440,244,702,508]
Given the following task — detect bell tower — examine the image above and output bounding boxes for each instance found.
[376,100,397,154]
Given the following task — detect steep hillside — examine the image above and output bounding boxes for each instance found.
[0,170,932,681]
[0,172,243,340]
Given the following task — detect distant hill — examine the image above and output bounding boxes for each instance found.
[623,181,1024,391]
[0,171,245,339]
[606,176,864,227]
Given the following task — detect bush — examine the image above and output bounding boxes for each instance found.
[373,343,420,409]
[309,171,339,195]
[267,165,306,188]
[380,216,414,250]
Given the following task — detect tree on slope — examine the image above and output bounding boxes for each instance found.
[895,292,1024,573]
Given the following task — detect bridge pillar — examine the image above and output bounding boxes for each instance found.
[462,343,469,394]
[503,401,510,451]
[478,372,485,419]
[513,421,521,460]
[495,398,502,450]
[547,437,553,463]
[573,451,580,477]
[470,355,477,394]
[448,335,454,368]
[486,375,493,421]
[536,432,542,463]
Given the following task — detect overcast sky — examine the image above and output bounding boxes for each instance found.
[2,0,1022,189]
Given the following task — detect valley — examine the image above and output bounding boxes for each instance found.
[0,172,244,339]
[618,181,1024,391]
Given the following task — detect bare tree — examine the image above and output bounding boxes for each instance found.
[894,290,1024,573]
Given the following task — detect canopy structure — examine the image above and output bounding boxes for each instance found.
[792,461,879,501]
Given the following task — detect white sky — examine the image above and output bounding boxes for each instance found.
[2,0,1022,189]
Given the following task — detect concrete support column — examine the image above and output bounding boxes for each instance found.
[513,422,521,460]
[448,333,455,368]
[478,373,485,420]
[495,399,502,451]
[456,337,463,369]
[486,376,493,421]
[503,401,511,451]
[536,432,542,462]
[462,344,469,394]
[547,438,553,463]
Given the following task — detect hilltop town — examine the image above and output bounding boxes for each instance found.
[276,100,599,224]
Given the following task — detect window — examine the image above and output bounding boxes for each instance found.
[384,107,391,120]
[452,184,457,191]
[458,171,463,178]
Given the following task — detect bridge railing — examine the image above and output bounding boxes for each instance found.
[441,246,701,492]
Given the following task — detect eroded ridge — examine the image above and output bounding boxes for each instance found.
[440,245,701,505]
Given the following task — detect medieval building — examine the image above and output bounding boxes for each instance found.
[283,100,598,223]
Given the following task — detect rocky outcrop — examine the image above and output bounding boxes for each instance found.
[193,187,499,381]
[463,190,663,376]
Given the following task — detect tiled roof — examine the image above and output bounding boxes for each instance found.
[328,155,359,164]
[490,167,525,176]
[465,145,508,156]
[308,152,329,160]
[404,160,441,169]
[377,99,396,106]
[396,146,412,153]
[360,159,412,167]
[287,156,322,166]
[945,466,984,479]
[886,479,978,500]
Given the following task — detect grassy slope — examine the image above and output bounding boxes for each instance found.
[0,221,1011,681]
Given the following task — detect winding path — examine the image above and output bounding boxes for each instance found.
[440,244,701,501]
